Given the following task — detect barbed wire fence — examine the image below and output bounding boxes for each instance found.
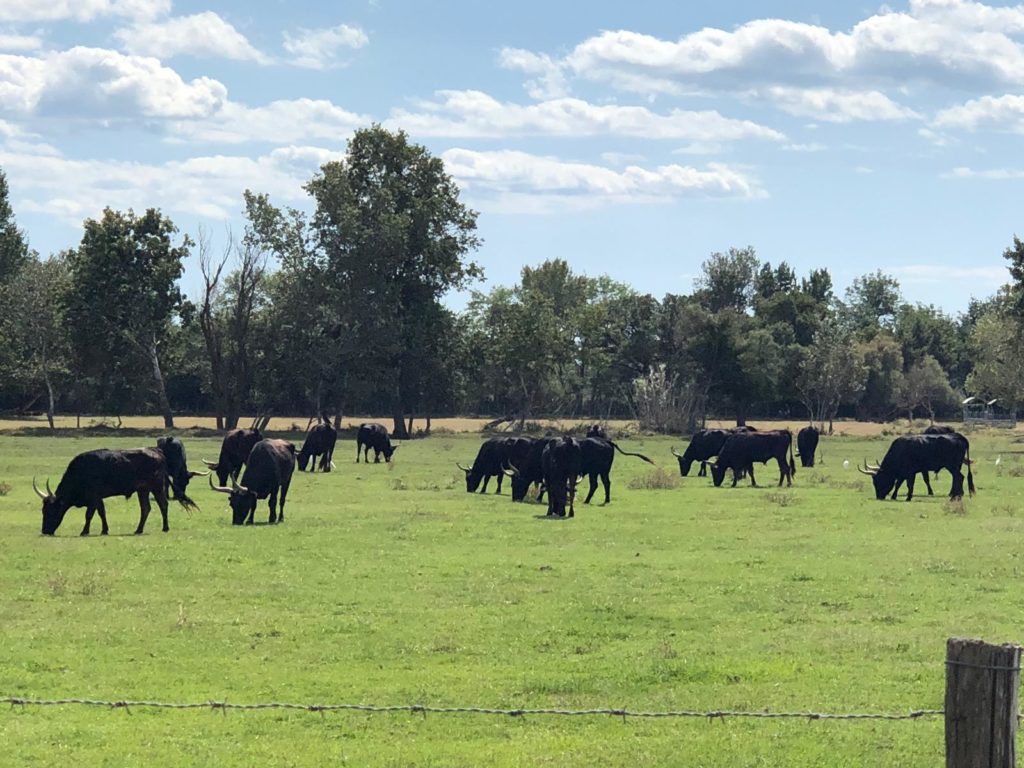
[2,639,1020,767]
[0,697,945,722]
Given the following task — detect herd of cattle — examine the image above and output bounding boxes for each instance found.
[29,419,977,535]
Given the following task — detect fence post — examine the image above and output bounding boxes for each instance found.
[945,637,1021,768]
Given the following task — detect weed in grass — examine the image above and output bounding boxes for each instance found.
[628,467,677,490]
[766,491,796,506]
[944,498,967,515]
[0,481,10,496]
[391,478,408,491]
[46,572,67,596]
[1008,466,1024,478]
[176,603,190,629]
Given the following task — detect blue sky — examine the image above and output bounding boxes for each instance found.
[1,0,1023,313]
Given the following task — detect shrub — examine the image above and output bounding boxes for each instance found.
[628,467,678,490]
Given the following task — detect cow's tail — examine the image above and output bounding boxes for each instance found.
[788,434,797,476]
[610,441,655,465]
[966,443,975,497]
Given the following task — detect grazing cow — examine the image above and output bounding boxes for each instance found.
[924,425,956,435]
[356,423,398,464]
[298,421,337,472]
[506,437,554,502]
[709,430,796,488]
[156,436,206,509]
[202,428,262,486]
[796,426,820,468]
[671,426,756,477]
[33,448,181,536]
[457,436,531,494]
[209,439,296,524]
[579,436,654,504]
[542,437,583,518]
[858,433,974,501]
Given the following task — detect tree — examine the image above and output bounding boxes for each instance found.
[845,270,901,337]
[801,268,834,305]
[0,169,29,284]
[898,354,957,423]
[0,255,71,426]
[1002,235,1024,313]
[856,333,905,420]
[796,319,867,432]
[894,303,963,383]
[966,310,1024,413]
[694,246,759,312]
[197,226,269,430]
[303,126,481,438]
[65,208,191,428]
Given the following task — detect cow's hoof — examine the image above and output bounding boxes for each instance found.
[162,527,169,533]
[134,530,144,536]
[80,531,90,537]
[101,530,109,536]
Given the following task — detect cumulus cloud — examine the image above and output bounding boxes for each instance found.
[114,12,269,63]
[0,0,169,23]
[389,90,784,142]
[0,31,43,51]
[757,86,920,122]
[0,142,341,223]
[935,94,1024,132]
[440,148,764,212]
[283,23,368,69]
[0,47,226,119]
[170,98,368,144]
[944,165,1024,179]
[499,47,570,99]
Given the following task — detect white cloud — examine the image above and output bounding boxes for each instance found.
[782,142,827,152]
[170,98,368,144]
[944,165,1024,179]
[935,93,1024,132]
[283,23,367,69]
[890,262,1009,284]
[757,86,920,122]
[440,148,764,212]
[0,0,169,23]
[0,142,341,223]
[499,47,569,99]
[115,12,269,63]
[388,90,784,143]
[0,31,42,51]
[0,47,226,119]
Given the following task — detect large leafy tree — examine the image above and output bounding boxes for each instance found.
[65,208,190,428]
[303,125,481,437]
[0,169,29,284]
[796,319,867,431]
[0,254,71,426]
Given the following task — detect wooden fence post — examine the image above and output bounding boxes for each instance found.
[946,637,1021,768]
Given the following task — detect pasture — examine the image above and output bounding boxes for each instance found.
[1,428,1023,766]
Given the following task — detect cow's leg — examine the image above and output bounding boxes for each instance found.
[96,500,109,535]
[480,475,490,494]
[601,471,611,504]
[495,473,504,494]
[905,475,915,501]
[950,470,964,499]
[355,442,361,463]
[135,493,151,535]
[373,448,381,464]
[568,479,577,518]
[81,504,95,536]
[536,483,546,503]
[155,487,170,532]
[278,483,288,522]
[698,462,707,477]
[583,473,598,504]
[268,490,278,524]
[923,471,934,496]
[731,467,739,487]
[748,465,758,488]
[890,480,902,500]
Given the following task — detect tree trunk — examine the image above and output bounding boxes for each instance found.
[44,374,55,430]
[149,334,174,429]
[216,415,224,430]
[407,415,414,435]
[425,415,432,435]
[392,410,409,439]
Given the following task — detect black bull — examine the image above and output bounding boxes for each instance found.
[34,448,189,536]
[203,428,262,486]
[796,426,819,468]
[298,422,337,472]
[671,426,757,477]
[858,433,975,501]
[709,430,796,488]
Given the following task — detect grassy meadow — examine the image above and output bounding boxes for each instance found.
[1,426,1024,766]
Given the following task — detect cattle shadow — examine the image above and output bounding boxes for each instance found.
[532,514,571,521]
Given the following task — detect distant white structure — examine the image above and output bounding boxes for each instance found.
[962,397,1016,428]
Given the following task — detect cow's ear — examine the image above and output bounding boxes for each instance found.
[157,436,169,448]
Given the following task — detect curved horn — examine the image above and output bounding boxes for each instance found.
[208,474,233,495]
[670,447,683,458]
[857,461,878,476]
[456,462,471,473]
[32,477,47,500]
[46,479,53,496]
[503,461,520,478]
[188,470,211,478]
[201,458,218,468]
[231,477,250,494]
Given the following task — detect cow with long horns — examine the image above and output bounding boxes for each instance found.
[708,430,795,488]
[796,426,819,468]
[858,433,974,501]
[542,436,582,518]
[34,448,183,536]
[156,436,207,509]
[209,439,296,525]
[671,426,756,477]
[202,427,262,486]
[458,437,533,494]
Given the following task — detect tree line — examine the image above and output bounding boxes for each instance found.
[0,126,1021,437]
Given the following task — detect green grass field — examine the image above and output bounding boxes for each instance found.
[1,429,1023,766]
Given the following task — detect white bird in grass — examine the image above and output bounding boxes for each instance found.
[996,455,1002,466]
[843,459,850,469]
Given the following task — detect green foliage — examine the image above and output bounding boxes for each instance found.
[797,319,866,425]
[844,270,902,337]
[694,246,759,312]
[898,354,958,422]
[966,310,1024,408]
[0,169,29,283]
